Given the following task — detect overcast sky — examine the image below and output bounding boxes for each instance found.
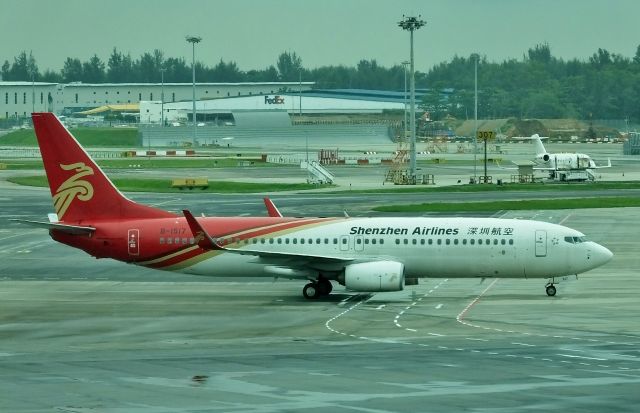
[2,0,639,73]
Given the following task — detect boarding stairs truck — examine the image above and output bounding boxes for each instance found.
[301,160,334,184]
[550,169,595,182]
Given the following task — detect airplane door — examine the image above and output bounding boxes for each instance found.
[340,235,350,251]
[128,229,140,256]
[535,230,547,257]
[354,235,364,251]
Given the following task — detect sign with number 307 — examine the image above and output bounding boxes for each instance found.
[477,131,495,141]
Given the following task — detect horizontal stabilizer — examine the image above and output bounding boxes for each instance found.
[10,219,95,235]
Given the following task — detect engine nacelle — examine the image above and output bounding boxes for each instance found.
[343,261,405,292]
[540,154,550,162]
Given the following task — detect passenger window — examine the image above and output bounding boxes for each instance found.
[470,239,475,245]
[412,239,417,245]
[260,239,265,244]
[293,238,298,244]
[486,239,490,245]
[462,239,467,245]
[333,238,338,244]
[324,238,329,244]
[420,239,425,245]
[182,238,188,244]
[445,239,450,245]
[437,239,442,245]
[356,238,362,244]
[493,239,498,245]
[454,239,459,245]
[277,238,282,244]
[285,238,290,244]
[316,238,321,244]
[501,239,506,245]
[308,238,313,244]
[159,237,165,244]
[395,239,400,245]
[269,238,274,244]
[404,239,408,245]
[301,239,305,244]
[380,239,384,245]
[342,238,347,244]
[372,239,377,245]
[174,237,180,244]
[428,239,433,245]
[478,239,483,245]
[190,238,195,245]
[509,239,514,245]
[167,238,172,244]
[364,239,370,245]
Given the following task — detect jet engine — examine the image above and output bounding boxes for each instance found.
[538,154,550,162]
[341,261,405,292]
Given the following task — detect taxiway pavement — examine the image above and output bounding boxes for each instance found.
[1,182,639,412]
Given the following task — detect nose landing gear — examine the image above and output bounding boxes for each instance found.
[545,279,557,297]
[545,283,557,297]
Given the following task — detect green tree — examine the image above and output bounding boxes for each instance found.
[107,48,133,83]
[61,57,83,82]
[276,51,302,81]
[82,54,105,83]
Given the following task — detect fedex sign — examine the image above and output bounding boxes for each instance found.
[264,95,285,105]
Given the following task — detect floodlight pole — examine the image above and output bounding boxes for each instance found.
[186,35,202,144]
[402,61,409,139]
[398,15,426,183]
[160,68,165,127]
[31,73,35,115]
[473,53,478,182]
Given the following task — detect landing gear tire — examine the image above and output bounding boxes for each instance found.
[545,284,557,297]
[303,283,319,299]
[317,279,333,296]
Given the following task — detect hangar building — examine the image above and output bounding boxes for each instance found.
[0,81,314,121]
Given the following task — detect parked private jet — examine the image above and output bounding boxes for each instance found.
[519,134,611,181]
[14,113,613,298]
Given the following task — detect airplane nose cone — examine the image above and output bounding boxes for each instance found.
[592,244,613,267]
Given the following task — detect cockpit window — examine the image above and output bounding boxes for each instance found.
[564,236,587,244]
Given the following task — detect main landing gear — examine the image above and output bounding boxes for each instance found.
[303,278,333,299]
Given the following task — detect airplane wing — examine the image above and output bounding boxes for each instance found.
[182,210,354,263]
[263,197,283,217]
[593,158,612,169]
[10,219,95,235]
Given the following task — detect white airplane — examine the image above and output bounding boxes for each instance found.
[524,134,612,172]
[16,113,613,298]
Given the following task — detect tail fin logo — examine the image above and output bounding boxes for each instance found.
[52,162,94,220]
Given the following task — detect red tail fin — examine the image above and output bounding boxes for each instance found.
[32,113,175,222]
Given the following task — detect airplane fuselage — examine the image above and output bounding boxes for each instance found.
[53,216,610,282]
[535,152,595,170]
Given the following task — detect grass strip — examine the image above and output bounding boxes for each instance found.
[373,197,640,212]
[7,175,326,193]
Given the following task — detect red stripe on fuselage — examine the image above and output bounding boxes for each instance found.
[139,216,338,269]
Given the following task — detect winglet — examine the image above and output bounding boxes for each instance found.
[263,197,283,218]
[182,209,221,250]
